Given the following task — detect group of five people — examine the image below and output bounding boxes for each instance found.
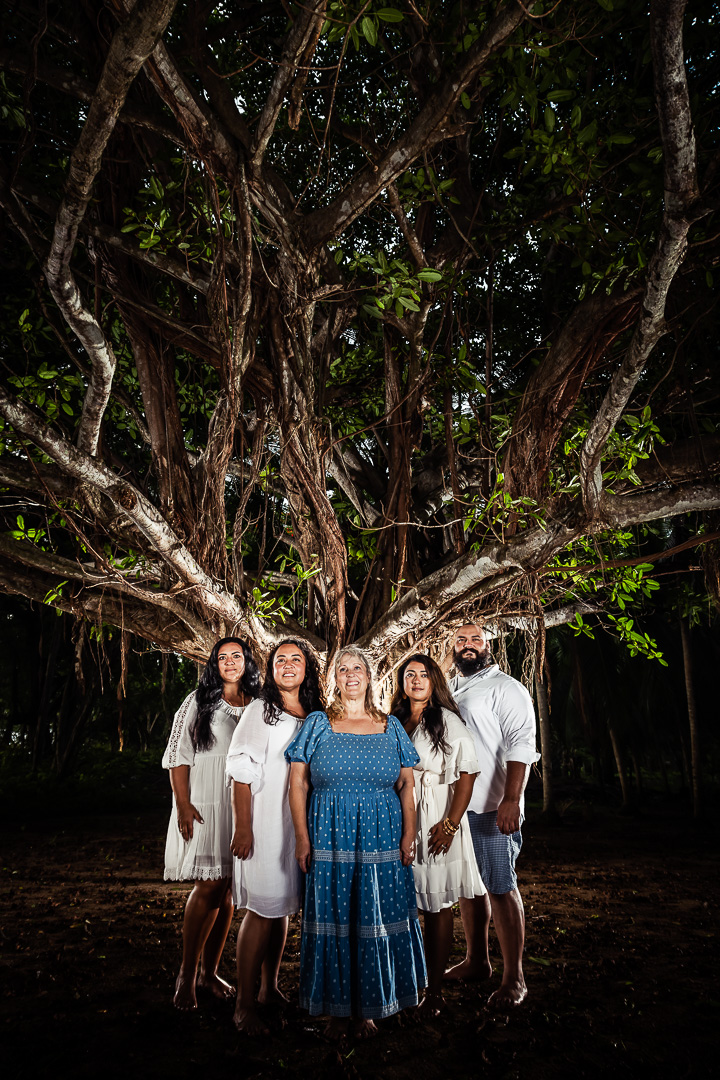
[162,625,539,1037]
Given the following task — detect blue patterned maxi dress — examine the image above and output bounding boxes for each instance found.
[285,712,427,1019]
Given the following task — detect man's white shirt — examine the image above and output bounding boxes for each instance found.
[449,664,540,815]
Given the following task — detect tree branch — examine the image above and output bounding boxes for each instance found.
[251,1,327,170]
[303,1,532,248]
[44,0,178,457]
[579,0,709,516]
[0,533,208,640]
[358,475,720,667]
[0,384,245,629]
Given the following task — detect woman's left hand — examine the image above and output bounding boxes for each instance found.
[400,832,416,866]
[428,819,454,858]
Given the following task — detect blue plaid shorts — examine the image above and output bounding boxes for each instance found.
[467,810,523,895]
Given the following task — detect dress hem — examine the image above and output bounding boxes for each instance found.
[163,867,231,882]
[237,901,302,918]
[300,989,425,1019]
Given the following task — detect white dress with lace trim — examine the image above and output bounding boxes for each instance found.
[225,699,303,918]
[162,693,244,882]
[411,708,486,911]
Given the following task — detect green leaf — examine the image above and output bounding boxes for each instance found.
[461,92,471,110]
[546,89,574,103]
[361,16,377,46]
[544,107,555,132]
[417,270,442,282]
[377,8,404,22]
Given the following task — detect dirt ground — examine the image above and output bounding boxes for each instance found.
[1,799,717,1080]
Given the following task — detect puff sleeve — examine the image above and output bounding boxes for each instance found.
[161,692,197,769]
[285,711,332,764]
[226,699,269,790]
[387,714,421,768]
[438,709,480,785]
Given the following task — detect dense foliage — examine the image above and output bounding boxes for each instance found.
[0,0,717,692]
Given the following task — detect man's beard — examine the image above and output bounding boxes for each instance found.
[455,644,494,676]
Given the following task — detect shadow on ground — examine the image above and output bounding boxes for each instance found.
[2,800,717,1079]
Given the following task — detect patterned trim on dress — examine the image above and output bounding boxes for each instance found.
[302,917,412,938]
[312,848,400,864]
[164,692,196,767]
[300,990,422,1019]
[163,865,231,882]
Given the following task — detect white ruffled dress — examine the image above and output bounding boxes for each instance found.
[225,698,303,918]
[162,693,244,881]
[410,708,486,912]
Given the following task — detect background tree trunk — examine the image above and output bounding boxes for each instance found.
[679,617,702,820]
[535,670,557,821]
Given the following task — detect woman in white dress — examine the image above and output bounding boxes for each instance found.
[390,653,485,1017]
[162,637,261,1010]
[227,638,324,1034]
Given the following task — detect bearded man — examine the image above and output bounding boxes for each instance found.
[445,624,539,1008]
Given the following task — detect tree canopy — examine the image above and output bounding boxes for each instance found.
[0,0,718,676]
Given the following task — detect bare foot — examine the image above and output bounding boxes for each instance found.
[352,1019,378,1039]
[416,992,444,1020]
[197,972,235,1001]
[324,1017,350,1041]
[488,979,527,1010]
[443,958,493,982]
[233,1005,270,1035]
[257,985,289,1007]
[173,972,198,1011]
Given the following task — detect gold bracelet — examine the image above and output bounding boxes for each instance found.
[441,817,459,836]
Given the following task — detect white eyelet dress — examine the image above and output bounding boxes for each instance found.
[162,693,244,881]
[410,708,486,911]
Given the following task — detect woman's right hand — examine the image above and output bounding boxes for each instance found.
[295,837,312,873]
[176,802,203,842]
[231,827,253,860]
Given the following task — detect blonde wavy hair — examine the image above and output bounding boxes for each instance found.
[327,645,385,725]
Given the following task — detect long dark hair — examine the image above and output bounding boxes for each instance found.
[192,637,261,752]
[390,653,463,755]
[261,638,325,725]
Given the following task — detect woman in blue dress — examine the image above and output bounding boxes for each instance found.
[287,645,427,1039]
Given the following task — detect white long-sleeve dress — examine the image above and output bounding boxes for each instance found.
[162,693,244,881]
[225,699,303,918]
[410,708,486,912]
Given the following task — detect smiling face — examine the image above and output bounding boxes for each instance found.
[335,653,370,702]
[217,642,245,687]
[403,661,432,707]
[272,643,307,695]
